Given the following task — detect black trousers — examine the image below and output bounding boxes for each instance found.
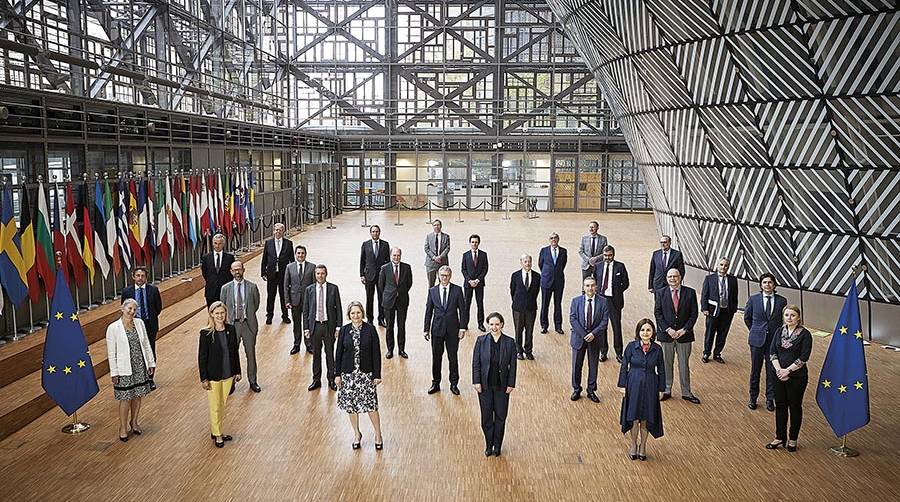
[703,310,734,357]
[540,285,564,330]
[290,304,310,351]
[265,270,288,319]
[431,333,460,386]
[774,372,808,441]
[572,342,600,393]
[749,344,776,402]
[310,322,336,383]
[513,310,536,355]
[602,298,623,357]
[464,285,485,328]
[478,388,510,450]
[384,304,408,352]
[364,280,384,324]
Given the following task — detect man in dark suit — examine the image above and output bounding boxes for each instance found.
[360,225,390,326]
[569,276,608,403]
[648,235,685,292]
[201,233,235,307]
[121,266,163,360]
[303,264,342,391]
[743,272,786,411]
[510,254,541,360]
[654,268,700,404]
[538,232,567,334]
[284,245,315,355]
[261,223,293,325]
[594,245,629,363]
[700,257,739,364]
[377,246,412,359]
[424,265,468,395]
[461,234,488,332]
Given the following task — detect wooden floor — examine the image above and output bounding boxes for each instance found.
[1,211,898,501]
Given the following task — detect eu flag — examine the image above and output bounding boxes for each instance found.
[815,281,870,438]
[41,267,100,415]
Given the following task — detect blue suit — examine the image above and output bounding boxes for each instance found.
[424,283,468,386]
[569,295,609,393]
[744,292,787,403]
[538,245,567,331]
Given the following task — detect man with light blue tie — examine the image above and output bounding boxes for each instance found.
[121,267,163,389]
[569,276,608,403]
[538,232,567,334]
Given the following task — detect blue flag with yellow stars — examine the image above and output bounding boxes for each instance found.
[815,281,870,438]
[41,267,100,415]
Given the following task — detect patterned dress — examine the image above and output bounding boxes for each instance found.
[113,326,154,401]
[337,325,378,414]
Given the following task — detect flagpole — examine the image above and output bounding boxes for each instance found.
[829,434,859,457]
[61,411,91,434]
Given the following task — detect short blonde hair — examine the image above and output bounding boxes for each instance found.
[346,300,365,320]
[783,304,802,325]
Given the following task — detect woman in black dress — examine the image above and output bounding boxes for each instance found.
[766,304,812,452]
[335,301,383,450]
[617,318,665,461]
[198,301,242,448]
[472,312,517,457]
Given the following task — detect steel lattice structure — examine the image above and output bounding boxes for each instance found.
[544,0,900,317]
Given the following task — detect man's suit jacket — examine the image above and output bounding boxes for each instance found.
[424,232,450,271]
[121,284,163,335]
[472,334,517,389]
[700,273,739,317]
[377,261,413,309]
[569,295,609,350]
[304,282,342,333]
[594,260,629,310]
[261,238,293,277]
[360,239,390,282]
[424,283,468,336]
[220,279,261,334]
[461,249,489,287]
[578,233,608,270]
[538,245,567,290]
[654,285,698,343]
[284,260,316,306]
[648,248,685,290]
[201,251,235,305]
[509,269,541,312]
[743,292,787,348]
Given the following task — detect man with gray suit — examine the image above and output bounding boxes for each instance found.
[378,247,413,359]
[303,264,342,391]
[220,260,261,392]
[284,245,316,355]
[578,221,607,280]
[424,219,450,287]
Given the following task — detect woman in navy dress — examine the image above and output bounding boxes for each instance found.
[618,318,665,461]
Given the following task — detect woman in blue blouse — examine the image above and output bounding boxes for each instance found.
[618,318,665,461]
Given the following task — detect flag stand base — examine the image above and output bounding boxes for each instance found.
[62,413,90,434]
[829,445,859,457]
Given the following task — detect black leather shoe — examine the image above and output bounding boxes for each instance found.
[450,384,460,395]
[616,355,623,363]
[525,353,535,360]
[766,439,785,450]
[714,355,725,364]
[399,351,408,359]
[282,317,291,324]
[149,381,157,391]
[587,392,600,403]
[555,329,565,334]
[485,448,493,457]
[637,454,647,461]
[250,383,261,393]
[119,435,128,442]
[328,381,338,391]
[215,439,224,448]
[599,354,608,362]
[701,355,710,363]
[660,393,671,401]
[478,325,486,333]
[540,328,548,334]
[306,348,314,354]
[766,400,775,412]
[516,353,524,360]
[682,395,701,404]
[427,384,441,394]
[211,434,233,441]
[492,449,501,457]
[308,381,321,391]
[265,318,273,325]
[379,321,387,328]
[290,346,301,355]
[787,441,797,452]
[570,391,581,401]
[748,401,757,410]
[386,351,393,359]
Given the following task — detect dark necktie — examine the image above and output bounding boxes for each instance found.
[525,271,530,289]
[719,277,727,305]
[215,253,220,272]
[473,250,478,268]
[442,287,447,308]
[601,262,610,293]
[586,298,593,331]
[394,264,399,284]
[590,236,596,257]
[765,296,772,318]
[235,282,244,321]
[136,287,145,319]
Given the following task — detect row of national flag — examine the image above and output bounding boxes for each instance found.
[0,172,255,309]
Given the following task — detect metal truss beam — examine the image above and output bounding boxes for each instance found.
[288,65,388,134]
[296,70,382,128]
[0,0,71,92]
[396,67,495,134]
[0,0,39,31]
[291,0,383,62]
[398,0,495,62]
[88,5,158,98]
[294,1,385,62]
[500,73,593,134]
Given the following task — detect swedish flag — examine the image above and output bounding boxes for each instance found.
[41,267,100,416]
[815,281,870,438]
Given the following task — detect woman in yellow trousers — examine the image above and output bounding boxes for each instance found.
[198,301,242,447]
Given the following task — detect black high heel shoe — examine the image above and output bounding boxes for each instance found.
[629,446,638,461]
[787,440,797,452]
[765,439,786,450]
[352,433,362,450]
[375,441,383,451]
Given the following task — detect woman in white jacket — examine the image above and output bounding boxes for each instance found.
[106,298,156,442]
